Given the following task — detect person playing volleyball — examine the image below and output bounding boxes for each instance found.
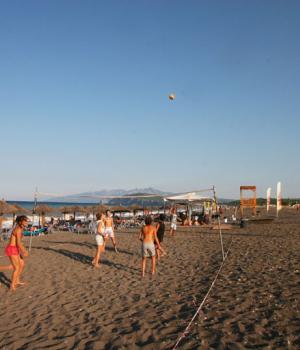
[92,212,105,268]
[5,215,29,291]
[104,210,118,252]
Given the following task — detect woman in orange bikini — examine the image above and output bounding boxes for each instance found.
[5,215,29,291]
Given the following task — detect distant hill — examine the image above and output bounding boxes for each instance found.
[107,192,167,207]
[47,188,170,204]
[46,188,237,207]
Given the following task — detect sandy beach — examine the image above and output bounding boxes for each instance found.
[0,208,299,349]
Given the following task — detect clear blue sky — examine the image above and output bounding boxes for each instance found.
[1,0,299,200]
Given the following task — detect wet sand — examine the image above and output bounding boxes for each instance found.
[0,208,299,349]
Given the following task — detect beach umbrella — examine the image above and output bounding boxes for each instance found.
[97,204,108,213]
[34,204,55,227]
[11,204,30,224]
[68,205,85,221]
[82,206,100,221]
[59,206,73,220]
[110,205,128,218]
[84,205,97,221]
[0,200,16,215]
[0,200,16,230]
[142,206,151,216]
[130,204,141,215]
[78,206,93,221]
[88,205,108,220]
[27,204,54,252]
[82,206,93,217]
[89,204,106,214]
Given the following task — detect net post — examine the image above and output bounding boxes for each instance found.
[29,187,38,252]
[213,186,225,261]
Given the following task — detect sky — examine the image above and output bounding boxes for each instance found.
[1,0,300,200]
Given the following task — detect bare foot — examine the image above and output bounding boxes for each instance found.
[93,264,100,268]
[9,286,17,292]
[16,281,27,286]
[115,247,119,253]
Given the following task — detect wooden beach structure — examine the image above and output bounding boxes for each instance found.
[240,185,257,217]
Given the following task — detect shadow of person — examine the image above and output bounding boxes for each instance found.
[44,241,95,249]
[0,272,11,288]
[35,247,92,265]
[104,246,134,256]
[33,247,139,272]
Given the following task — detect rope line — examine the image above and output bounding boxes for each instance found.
[172,238,233,350]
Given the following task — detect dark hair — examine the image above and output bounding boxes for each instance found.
[96,213,101,220]
[16,215,28,224]
[159,214,165,221]
[145,215,152,225]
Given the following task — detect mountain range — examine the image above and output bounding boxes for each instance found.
[46,187,233,206]
[47,187,170,204]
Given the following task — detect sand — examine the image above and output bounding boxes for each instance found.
[0,208,299,349]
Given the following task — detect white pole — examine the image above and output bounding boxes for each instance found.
[29,231,33,252]
[267,187,271,213]
[276,182,282,217]
[213,186,225,261]
[29,187,38,252]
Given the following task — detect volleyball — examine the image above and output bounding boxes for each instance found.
[168,93,176,101]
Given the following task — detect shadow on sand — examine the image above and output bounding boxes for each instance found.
[45,240,134,255]
[0,272,11,288]
[33,246,139,272]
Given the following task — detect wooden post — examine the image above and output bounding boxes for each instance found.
[240,187,244,217]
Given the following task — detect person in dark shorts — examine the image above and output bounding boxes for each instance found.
[155,214,167,260]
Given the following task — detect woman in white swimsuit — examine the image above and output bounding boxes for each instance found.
[170,207,177,236]
[92,213,105,268]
